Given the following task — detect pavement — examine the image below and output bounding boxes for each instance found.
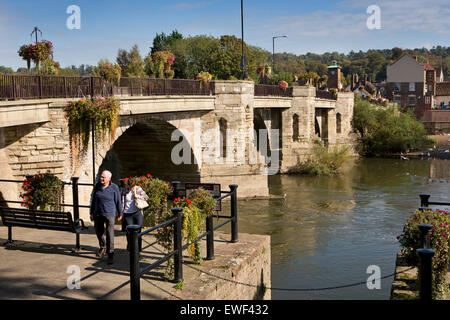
[0,222,202,300]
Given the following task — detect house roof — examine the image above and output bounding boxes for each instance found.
[422,63,435,71]
[436,82,450,96]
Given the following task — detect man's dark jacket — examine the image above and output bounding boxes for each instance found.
[90,182,122,218]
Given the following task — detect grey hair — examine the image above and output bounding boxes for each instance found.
[102,170,112,179]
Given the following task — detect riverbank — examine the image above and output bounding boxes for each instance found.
[385,134,450,160]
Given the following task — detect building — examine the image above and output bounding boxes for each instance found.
[386,54,436,118]
[435,82,450,109]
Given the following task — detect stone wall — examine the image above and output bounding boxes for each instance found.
[174,232,271,300]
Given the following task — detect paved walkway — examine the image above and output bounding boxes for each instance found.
[0,223,200,300]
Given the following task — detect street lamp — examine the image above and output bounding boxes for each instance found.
[272,35,287,75]
[240,0,247,80]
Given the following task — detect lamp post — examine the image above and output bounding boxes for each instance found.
[272,35,287,76]
[240,0,247,80]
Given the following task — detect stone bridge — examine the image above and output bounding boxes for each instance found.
[0,80,354,221]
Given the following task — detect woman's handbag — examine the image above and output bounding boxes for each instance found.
[132,186,149,210]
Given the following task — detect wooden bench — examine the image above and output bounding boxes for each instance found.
[0,206,85,251]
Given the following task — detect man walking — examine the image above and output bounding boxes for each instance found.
[90,170,122,265]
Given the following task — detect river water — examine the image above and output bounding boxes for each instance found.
[222,158,450,300]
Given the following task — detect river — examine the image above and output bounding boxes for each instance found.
[222,158,450,300]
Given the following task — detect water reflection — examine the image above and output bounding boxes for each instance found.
[224,158,450,300]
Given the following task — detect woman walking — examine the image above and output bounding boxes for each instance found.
[121,177,149,251]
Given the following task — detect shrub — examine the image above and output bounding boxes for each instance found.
[291,142,353,175]
[352,96,434,156]
[20,172,64,211]
[397,209,450,299]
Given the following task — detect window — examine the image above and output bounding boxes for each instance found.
[425,96,431,104]
[393,95,401,104]
[336,113,342,134]
[408,95,415,107]
[219,118,227,159]
[394,83,401,92]
[292,114,299,142]
[409,82,415,92]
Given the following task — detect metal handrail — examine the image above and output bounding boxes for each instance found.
[127,183,238,300]
[419,194,450,208]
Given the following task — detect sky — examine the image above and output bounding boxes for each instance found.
[1,0,449,70]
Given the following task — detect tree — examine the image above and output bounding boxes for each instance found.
[0,66,14,74]
[210,35,254,80]
[116,44,145,77]
[150,30,183,55]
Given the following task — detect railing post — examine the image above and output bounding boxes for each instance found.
[38,75,43,99]
[417,248,435,301]
[418,224,433,249]
[229,184,238,243]
[172,207,183,283]
[63,76,67,98]
[127,224,141,301]
[206,214,214,260]
[90,77,94,98]
[71,176,80,252]
[420,194,430,207]
[12,75,16,100]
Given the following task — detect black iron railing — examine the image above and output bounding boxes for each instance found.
[419,194,450,208]
[254,84,293,97]
[0,74,215,101]
[127,183,238,301]
[0,176,93,251]
[316,89,337,100]
[416,194,450,300]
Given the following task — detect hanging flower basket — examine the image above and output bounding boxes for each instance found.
[64,96,120,159]
[278,80,288,90]
[98,62,121,86]
[18,40,54,73]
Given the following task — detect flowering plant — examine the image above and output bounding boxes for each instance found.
[278,80,288,90]
[20,171,64,211]
[18,40,54,73]
[196,71,213,83]
[397,208,450,299]
[98,62,121,85]
[257,63,271,78]
[151,51,176,78]
[64,97,120,158]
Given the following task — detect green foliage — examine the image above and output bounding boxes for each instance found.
[95,60,122,85]
[292,142,352,175]
[175,188,216,265]
[0,66,14,74]
[18,40,54,74]
[64,97,120,158]
[397,209,450,299]
[352,96,435,156]
[20,172,64,211]
[41,59,60,75]
[116,44,146,78]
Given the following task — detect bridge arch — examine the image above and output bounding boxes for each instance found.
[93,114,201,185]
